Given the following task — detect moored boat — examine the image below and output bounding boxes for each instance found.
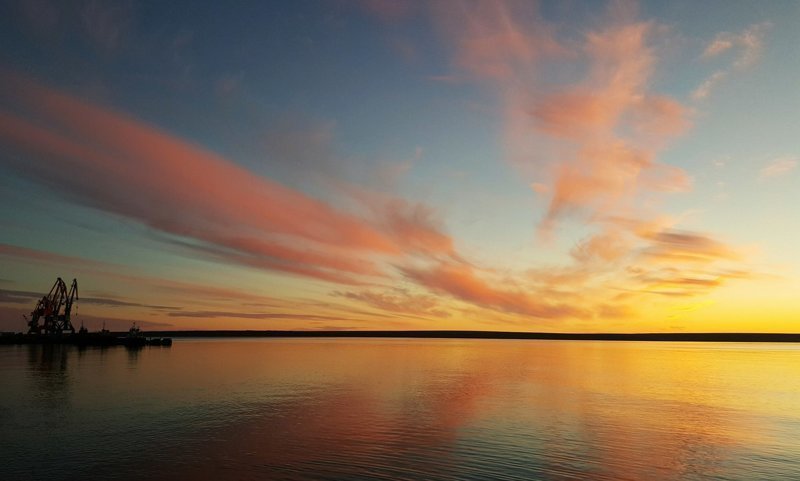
[120,323,146,347]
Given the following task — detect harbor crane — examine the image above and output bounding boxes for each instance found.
[26,277,79,335]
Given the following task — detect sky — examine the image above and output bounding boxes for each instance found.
[0,0,798,333]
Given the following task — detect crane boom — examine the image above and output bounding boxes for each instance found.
[26,277,78,335]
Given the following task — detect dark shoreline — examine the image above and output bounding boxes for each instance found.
[5,330,800,344]
[144,330,800,342]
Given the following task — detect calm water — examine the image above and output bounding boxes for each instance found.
[2,339,800,480]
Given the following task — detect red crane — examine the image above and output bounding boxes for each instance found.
[26,277,79,335]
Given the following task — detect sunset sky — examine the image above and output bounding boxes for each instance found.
[1,0,798,332]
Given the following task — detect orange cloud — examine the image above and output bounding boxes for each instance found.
[627,265,754,299]
[400,260,586,320]
[616,224,753,300]
[560,216,753,306]
[639,229,741,264]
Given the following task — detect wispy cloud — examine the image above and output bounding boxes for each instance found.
[759,155,797,180]
[629,266,752,298]
[0,242,111,270]
[0,72,462,286]
[693,22,770,100]
[0,242,281,308]
[702,37,734,58]
[333,288,449,318]
[692,71,727,102]
[537,211,752,310]
[80,296,179,311]
[0,243,397,329]
[166,310,359,322]
[0,287,177,311]
[703,22,770,69]
[400,259,588,320]
[638,228,741,264]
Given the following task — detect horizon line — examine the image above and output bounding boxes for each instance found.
[134,330,800,342]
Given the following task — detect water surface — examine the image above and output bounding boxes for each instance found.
[2,339,800,480]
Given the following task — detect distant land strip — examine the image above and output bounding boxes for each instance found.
[141,330,800,343]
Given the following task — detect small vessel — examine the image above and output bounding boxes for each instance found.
[146,337,173,346]
[120,322,146,347]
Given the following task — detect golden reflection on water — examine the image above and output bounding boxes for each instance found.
[4,339,800,480]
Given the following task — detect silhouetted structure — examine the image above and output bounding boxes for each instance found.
[25,277,79,335]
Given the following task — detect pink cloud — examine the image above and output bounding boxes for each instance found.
[0,242,107,268]
[437,2,692,239]
[0,70,473,294]
[0,73,431,285]
[537,20,693,232]
[533,90,618,138]
[435,0,563,82]
[381,199,455,257]
[333,181,458,259]
[631,95,692,140]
